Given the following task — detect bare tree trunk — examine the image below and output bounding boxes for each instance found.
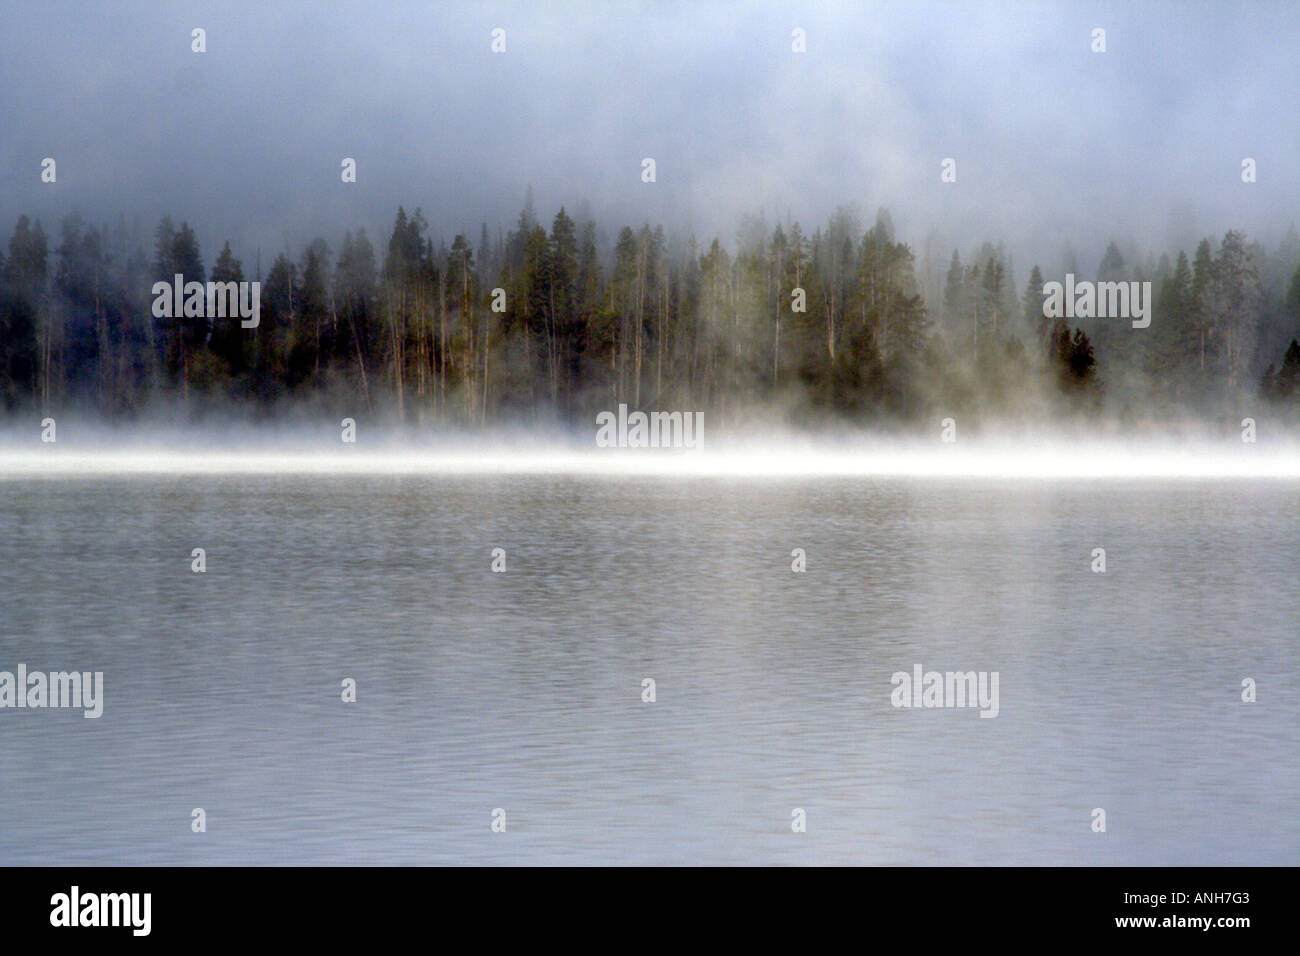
[389,289,405,421]
[656,283,665,401]
[481,308,489,427]
[773,309,780,386]
[438,277,447,421]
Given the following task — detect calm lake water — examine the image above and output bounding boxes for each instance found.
[1,473,1297,864]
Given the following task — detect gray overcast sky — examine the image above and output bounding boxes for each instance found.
[2,0,1298,277]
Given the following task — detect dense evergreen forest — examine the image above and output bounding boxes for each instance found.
[3,196,1300,431]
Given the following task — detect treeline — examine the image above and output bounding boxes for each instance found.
[3,199,1300,428]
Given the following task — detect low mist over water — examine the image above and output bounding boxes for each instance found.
[3,0,1299,876]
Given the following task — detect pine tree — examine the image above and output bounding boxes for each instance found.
[1023,265,1045,348]
[208,241,246,377]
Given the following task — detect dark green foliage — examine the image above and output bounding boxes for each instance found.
[2,204,1291,428]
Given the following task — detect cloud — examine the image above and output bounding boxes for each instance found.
[2,0,1297,274]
